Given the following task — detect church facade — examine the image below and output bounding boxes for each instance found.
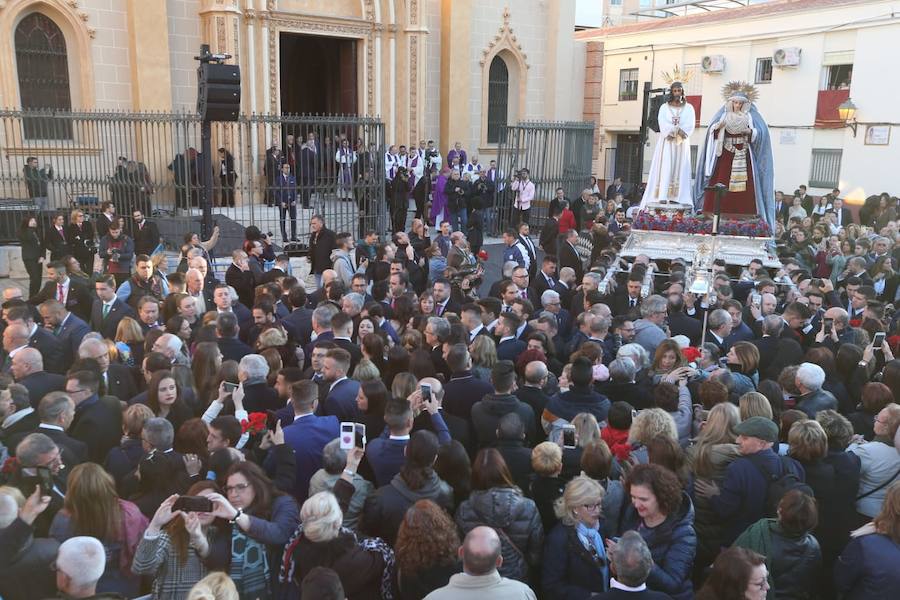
[0,0,585,159]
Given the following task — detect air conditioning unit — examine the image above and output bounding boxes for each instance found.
[773,47,801,68]
[701,55,726,73]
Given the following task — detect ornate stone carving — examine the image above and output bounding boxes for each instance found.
[480,6,529,69]
[266,0,377,116]
[410,35,418,139]
[216,16,226,53]
[1,0,97,43]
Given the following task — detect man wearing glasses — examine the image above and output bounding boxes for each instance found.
[65,370,122,463]
[8,432,66,536]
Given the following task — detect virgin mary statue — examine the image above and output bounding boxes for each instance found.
[693,81,776,233]
[640,68,696,208]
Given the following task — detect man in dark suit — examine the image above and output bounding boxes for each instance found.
[10,348,65,408]
[0,383,39,449]
[283,379,340,502]
[238,354,280,413]
[495,313,526,362]
[605,176,627,202]
[753,315,805,380]
[539,207,561,255]
[432,278,461,318]
[531,255,559,301]
[320,347,361,422]
[90,275,135,341]
[593,531,673,599]
[515,362,551,442]
[37,300,89,373]
[558,229,584,283]
[65,370,122,464]
[608,274,644,318]
[28,260,93,323]
[412,376,474,457]
[7,392,88,471]
[774,190,790,226]
[329,312,363,374]
[309,215,338,287]
[225,250,256,310]
[274,163,298,242]
[666,292,702,346]
[214,312,254,363]
[282,285,314,347]
[832,197,854,228]
[517,222,539,281]
[5,306,64,375]
[129,209,162,256]
[77,337,139,402]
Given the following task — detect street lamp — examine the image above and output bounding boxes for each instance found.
[838,98,858,137]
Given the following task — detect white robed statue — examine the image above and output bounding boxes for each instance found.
[640,70,696,208]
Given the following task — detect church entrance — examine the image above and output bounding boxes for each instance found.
[279,33,358,115]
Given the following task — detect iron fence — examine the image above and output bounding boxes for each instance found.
[0,109,386,253]
[492,121,595,235]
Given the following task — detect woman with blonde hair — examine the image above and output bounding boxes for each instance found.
[115,316,145,367]
[687,401,741,580]
[282,490,389,597]
[739,391,774,422]
[470,334,498,382]
[187,572,239,600]
[49,463,149,597]
[66,207,96,274]
[543,476,610,597]
[628,408,678,464]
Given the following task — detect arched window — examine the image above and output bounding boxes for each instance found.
[15,13,73,139]
[486,55,509,144]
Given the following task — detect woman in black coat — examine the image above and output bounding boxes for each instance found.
[18,215,44,297]
[542,476,610,599]
[66,209,96,275]
[41,212,70,262]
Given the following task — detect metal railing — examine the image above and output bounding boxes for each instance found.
[493,120,595,235]
[0,109,386,252]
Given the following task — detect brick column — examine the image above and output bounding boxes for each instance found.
[583,41,605,178]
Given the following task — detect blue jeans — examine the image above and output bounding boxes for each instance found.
[451,209,468,233]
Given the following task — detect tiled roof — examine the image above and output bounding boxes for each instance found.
[575,0,876,39]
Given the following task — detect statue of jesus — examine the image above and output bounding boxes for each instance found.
[639,77,695,208]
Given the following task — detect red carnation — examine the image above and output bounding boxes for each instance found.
[241,412,268,435]
[478,250,489,260]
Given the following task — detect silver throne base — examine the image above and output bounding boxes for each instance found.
[621,230,781,268]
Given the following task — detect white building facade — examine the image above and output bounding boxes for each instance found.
[577,0,900,204]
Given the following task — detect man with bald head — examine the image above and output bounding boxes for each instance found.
[226,249,256,309]
[2,322,30,375]
[184,268,212,316]
[39,299,90,372]
[5,304,65,374]
[11,347,65,408]
[411,375,472,455]
[515,361,550,441]
[307,269,338,308]
[425,526,536,599]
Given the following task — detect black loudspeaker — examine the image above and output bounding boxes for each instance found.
[647,94,667,133]
[197,63,241,122]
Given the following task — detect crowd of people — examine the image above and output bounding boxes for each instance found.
[2,166,900,600]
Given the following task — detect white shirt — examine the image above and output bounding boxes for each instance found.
[610,578,647,592]
[1,407,34,429]
[469,323,485,341]
[38,423,64,432]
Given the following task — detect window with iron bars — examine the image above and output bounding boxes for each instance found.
[809,149,842,188]
[619,68,639,102]
[487,56,510,144]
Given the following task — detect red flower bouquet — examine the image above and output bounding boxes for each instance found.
[240,412,268,435]
[477,250,489,261]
